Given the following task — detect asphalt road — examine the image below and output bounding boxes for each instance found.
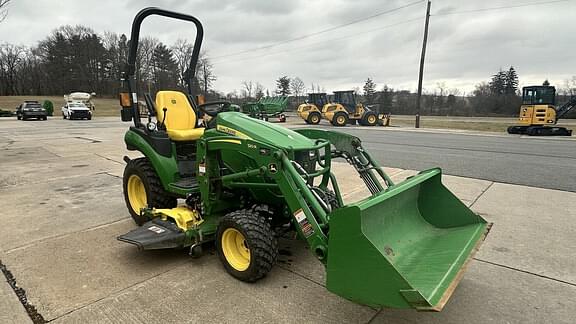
[311,125,576,192]
[2,117,575,192]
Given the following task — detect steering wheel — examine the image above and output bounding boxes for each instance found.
[197,101,232,117]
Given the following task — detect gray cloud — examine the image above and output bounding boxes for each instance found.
[0,0,574,94]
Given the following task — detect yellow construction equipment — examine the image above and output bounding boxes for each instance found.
[297,93,327,125]
[322,90,379,126]
[508,84,575,136]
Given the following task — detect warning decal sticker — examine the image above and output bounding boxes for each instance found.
[293,209,314,238]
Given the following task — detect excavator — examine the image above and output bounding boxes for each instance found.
[507,84,575,136]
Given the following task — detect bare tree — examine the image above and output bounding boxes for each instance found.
[290,77,305,102]
[561,76,576,96]
[171,39,193,88]
[448,88,461,96]
[310,83,324,93]
[197,53,216,95]
[255,82,265,100]
[0,43,25,95]
[135,37,159,93]
[436,82,447,97]
[1,0,12,23]
[241,80,254,99]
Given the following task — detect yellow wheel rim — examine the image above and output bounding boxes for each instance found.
[311,115,319,123]
[337,116,345,124]
[221,228,250,271]
[127,174,147,213]
[368,115,376,124]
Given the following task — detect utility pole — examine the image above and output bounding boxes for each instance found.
[415,0,431,128]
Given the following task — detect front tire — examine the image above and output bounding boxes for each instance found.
[122,158,176,225]
[361,112,378,126]
[331,112,348,127]
[216,210,277,282]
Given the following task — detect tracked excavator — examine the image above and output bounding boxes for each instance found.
[508,84,575,136]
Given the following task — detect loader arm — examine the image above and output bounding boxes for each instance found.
[200,125,489,311]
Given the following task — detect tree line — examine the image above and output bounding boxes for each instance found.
[1,23,575,117]
[0,25,217,98]
[358,68,575,117]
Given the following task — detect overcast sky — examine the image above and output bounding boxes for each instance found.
[1,0,575,95]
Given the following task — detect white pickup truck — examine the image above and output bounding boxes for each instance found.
[62,102,92,120]
[64,92,96,110]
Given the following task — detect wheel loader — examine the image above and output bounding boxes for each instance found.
[117,7,490,311]
[507,84,575,136]
[322,90,386,127]
[297,93,328,125]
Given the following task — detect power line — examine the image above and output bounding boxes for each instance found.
[432,0,572,16]
[212,17,422,64]
[211,0,424,59]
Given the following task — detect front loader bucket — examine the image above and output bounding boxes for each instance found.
[326,168,489,311]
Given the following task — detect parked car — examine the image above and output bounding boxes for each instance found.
[62,102,92,120]
[16,101,47,120]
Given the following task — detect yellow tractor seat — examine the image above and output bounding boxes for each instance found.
[155,90,204,141]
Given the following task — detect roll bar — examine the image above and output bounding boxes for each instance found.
[125,7,203,95]
[120,7,204,126]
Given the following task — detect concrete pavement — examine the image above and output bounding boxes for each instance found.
[1,117,575,323]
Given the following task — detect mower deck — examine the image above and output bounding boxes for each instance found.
[117,218,186,250]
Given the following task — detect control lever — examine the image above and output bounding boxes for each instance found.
[159,107,168,131]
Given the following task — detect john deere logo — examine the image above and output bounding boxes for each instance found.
[171,99,177,104]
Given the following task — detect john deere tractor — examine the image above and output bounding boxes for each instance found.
[297,93,328,125]
[117,7,490,311]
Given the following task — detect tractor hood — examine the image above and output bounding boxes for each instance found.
[215,112,314,150]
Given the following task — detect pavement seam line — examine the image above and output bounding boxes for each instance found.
[4,218,130,254]
[94,153,125,165]
[275,263,326,288]
[469,181,495,208]
[366,308,383,324]
[46,260,190,322]
[0,259,47,324]
[473,258,576,287]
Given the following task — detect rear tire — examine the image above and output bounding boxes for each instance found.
[17,115,21,120]
[216,209,277,282]
[307,112,321,125]
[122,158,177,225]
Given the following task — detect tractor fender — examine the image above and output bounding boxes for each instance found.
[124,129,178,191]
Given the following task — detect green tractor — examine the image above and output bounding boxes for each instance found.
[117,8,490,311]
